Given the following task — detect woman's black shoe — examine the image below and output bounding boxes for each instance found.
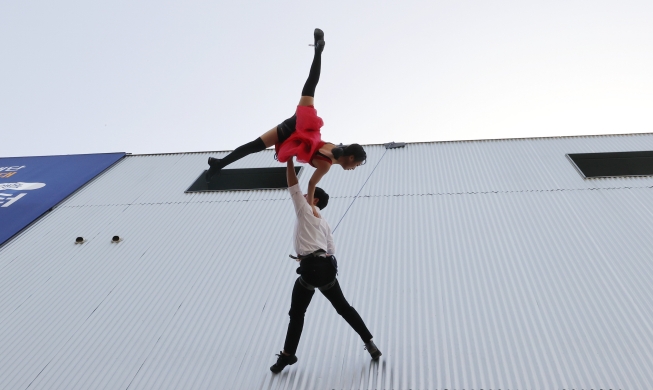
[315,39,325,53]
[314,28,324,44]
[313,29,325,53]
[205,157,223,182]
[270,352,298,373]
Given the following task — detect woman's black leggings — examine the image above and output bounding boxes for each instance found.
[212,46,322,170]
[283,258,373,355]
[301,45,322,97]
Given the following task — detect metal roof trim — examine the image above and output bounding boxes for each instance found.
[125,132,653,156]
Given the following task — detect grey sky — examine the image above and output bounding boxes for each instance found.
[1,1,652,157]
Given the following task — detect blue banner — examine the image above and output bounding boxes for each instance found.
[0,153,125,247]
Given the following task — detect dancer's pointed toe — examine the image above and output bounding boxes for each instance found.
[313,29,325,52]
[205,157,222,182]
[314,28,324,42]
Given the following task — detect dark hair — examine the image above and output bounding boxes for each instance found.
[332,143,367,164]
[314,187,329,210]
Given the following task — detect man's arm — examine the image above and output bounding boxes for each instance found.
[287,158,308,214]
[287,157,298,187]
[326,227,336,255]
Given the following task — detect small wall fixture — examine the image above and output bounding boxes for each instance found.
[384,142,406,149]
[111,235,122,243]
[75,237,85,244]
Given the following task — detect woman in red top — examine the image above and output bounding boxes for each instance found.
[205,29,367,216]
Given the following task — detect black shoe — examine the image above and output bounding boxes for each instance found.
[205,157,222,182]
[314,28,324,44]
[270,351,298,373]
[314,28,325,53]
[315,39,325,53]
[364,340,382,360]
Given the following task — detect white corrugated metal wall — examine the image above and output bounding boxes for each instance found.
[2,134,653,389]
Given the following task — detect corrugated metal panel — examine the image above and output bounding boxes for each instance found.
[334,190,653,390]
[2,134,653,389]
[361,133,653,196]
[60,147,387,207]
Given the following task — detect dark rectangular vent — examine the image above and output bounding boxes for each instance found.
[567,151,653,178]
[186,167,301,192]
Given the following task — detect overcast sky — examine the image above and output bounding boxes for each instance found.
[1,1,652,157]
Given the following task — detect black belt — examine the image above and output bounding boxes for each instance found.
[289,249,327,261]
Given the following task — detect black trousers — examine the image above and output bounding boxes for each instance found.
[283,256,373,355]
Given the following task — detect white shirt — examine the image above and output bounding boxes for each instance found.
[289,184,335,256]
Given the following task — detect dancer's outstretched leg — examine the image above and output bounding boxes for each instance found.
[300,28,325,102]
[205,138,266,181]
[206,28,325,182]
[321,280,382,359]
[271,277,314,373]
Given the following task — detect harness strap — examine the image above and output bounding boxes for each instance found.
[298,276,337,292]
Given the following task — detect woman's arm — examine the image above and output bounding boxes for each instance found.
[307,159,331,216]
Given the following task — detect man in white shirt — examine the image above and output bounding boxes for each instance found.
[270,158,382,374]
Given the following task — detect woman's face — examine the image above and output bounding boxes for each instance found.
[342,156,363,170]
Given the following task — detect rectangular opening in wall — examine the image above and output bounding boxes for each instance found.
[186,167,301,192]
[567,151,653,178]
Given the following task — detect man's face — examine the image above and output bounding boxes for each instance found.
[303,194,318,206]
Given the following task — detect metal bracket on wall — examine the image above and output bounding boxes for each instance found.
[384,142,406,149]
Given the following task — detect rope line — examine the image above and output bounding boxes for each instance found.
[332,148,388,233]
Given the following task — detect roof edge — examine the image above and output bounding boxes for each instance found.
[126,131,653,156]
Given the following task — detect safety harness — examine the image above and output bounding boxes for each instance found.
[290,249,338,291]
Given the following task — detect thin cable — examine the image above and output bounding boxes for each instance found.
[332,149,388,233]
